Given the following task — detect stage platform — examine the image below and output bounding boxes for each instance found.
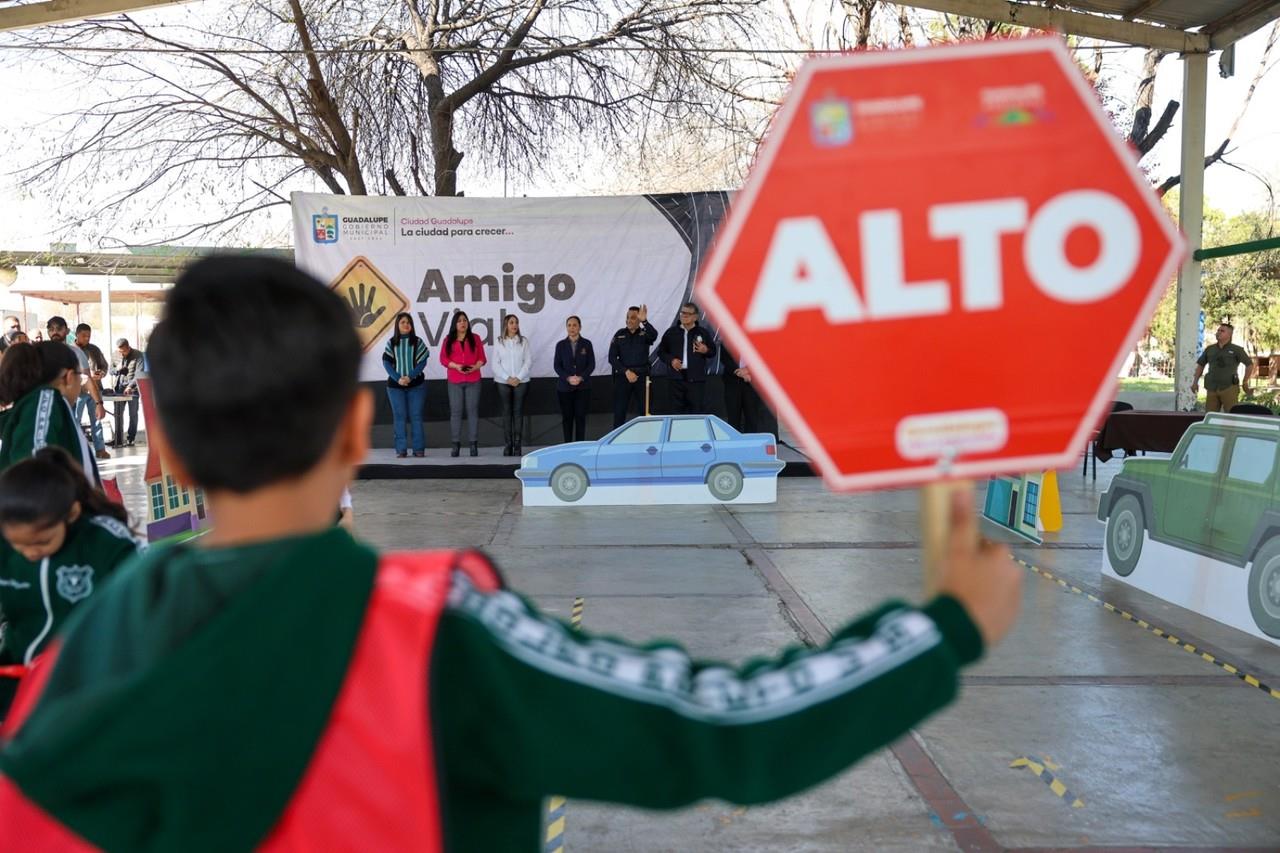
[357,442,814,479]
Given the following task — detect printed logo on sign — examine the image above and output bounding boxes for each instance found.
[810,98,854,147]
[313,211,339,244]
[328,256,409,352]
[55,565,94,604]
[976,84,1052,127]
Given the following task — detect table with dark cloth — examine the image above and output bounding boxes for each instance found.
[1092,411,1204,462]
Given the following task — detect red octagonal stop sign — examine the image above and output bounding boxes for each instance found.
[697,37,1184,491]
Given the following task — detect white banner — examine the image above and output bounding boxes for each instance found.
[291,193,698,381]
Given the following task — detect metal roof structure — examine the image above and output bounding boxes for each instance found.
[0,247,292,287]
[0,1,189,32]
[905,1,1280,51]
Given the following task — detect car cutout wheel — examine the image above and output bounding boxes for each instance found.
[550,464,589,503]
[706,464,744,501]
[1247,538,1280,639]
[1105,494,1144,577]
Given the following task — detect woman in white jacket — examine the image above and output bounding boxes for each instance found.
[492,314,532,456]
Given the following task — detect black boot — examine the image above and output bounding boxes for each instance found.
[469,442,479,457]
[503,441,513,457]
[513,431,522,456]
[450,442,460,458]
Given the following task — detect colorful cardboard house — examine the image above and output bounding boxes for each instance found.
[138,378,209,543]
[982,472,1044,544]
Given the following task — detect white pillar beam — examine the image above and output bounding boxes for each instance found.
[1174,52,1208,412]
[100,277,113,351]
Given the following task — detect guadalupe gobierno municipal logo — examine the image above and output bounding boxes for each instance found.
[313,211,339,244]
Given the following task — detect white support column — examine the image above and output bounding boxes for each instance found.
[100,278,113,350]
[1173,52,1208,412]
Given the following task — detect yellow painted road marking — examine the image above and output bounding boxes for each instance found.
[1227,807,1262,819]
[1010,757,1085,808]
[545,598,585,853]
[1014,558,1280,705]
[1225,791,1262,802]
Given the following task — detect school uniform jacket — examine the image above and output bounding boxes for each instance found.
[0,515,143,669]
[0,529,984,852]
[0,387,98,485]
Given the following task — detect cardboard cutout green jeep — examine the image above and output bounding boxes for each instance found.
[1097,412,1280,641]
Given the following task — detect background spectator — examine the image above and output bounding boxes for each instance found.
[383,312,430,458]
[1193,322,1254,412]
[658,302,716,414]
[554,315,594,443]
[608,304,657,427]
[110,338,144,448]
[73,323,111,460]
[722,343,778,436]
[492,315,532,456]
[441,310,486,457]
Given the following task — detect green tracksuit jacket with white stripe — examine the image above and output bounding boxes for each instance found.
[0,514,143,714]
[0,386,95,479]
[0,529,983,851]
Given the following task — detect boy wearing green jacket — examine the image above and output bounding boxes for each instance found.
[0,257,1021,852]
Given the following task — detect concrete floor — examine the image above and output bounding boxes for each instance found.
[99,444,1280,852]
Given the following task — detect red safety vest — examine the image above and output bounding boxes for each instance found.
[0,551,498,852]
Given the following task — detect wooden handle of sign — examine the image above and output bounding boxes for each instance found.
[919,480,975,596]
[645,376,651,416]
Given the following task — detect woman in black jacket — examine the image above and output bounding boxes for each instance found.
[552,316,594,443]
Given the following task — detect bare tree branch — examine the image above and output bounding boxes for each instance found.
[3,0,768,240]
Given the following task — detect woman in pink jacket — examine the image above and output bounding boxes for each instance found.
[440,310,487,457]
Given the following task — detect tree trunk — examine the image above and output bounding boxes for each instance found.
[290,0,366,194]
[431,106,464,197]
[1128,49,1162,144]
[841,0,876,48]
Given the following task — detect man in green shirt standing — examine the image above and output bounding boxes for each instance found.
[1193,323,1254,412]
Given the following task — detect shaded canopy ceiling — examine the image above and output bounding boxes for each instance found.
[903,1,1280,51]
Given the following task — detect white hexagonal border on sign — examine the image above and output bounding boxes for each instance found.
[696,36,1185,492]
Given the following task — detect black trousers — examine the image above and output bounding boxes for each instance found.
[557,388,590,442]
[612,373,647,427]
[669,378,706,414]
[112,395,140,443]
[496,382,528,445]
[724,378,777,435]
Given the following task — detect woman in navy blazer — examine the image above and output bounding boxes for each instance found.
[553,315,595,442]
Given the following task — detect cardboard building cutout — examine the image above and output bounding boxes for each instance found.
[983,472,1045,544]
[1098,412,1280,647]
[516,415,784,506]
[138,378,210,544]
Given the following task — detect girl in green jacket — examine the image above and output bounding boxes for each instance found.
[0,342,97,483]
[0,447,143,715]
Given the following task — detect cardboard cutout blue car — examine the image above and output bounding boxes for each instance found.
[516,415,785,506]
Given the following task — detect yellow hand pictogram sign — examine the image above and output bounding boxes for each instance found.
[327,256,409,351]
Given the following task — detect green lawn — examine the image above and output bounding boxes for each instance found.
[1117,377,1175,392]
